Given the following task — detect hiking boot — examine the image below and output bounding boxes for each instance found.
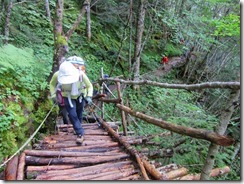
[76,135,84,144]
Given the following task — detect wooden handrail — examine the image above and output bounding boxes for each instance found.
[116,104,234,146]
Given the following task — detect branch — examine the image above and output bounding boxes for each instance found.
[101,78,240,90]
[65,3,87,40]
[116,104,235,146]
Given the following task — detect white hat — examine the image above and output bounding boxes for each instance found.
[65,56,85,65]
[58,62,79,84]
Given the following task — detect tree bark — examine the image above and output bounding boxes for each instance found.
[4,155,18,180]
[25,153,129,166]
[132,0,146,88]
[101,78,240,90]
[200,89,240,180]
[85,0,91,40]
[65,3,87,40]
[3,0,13,44]
[35,160,133,180]
[116,81,127,136]
[97,115,150,180]
[44,0,52,24]
[179,166,230,180]
[116,104,234,146]
[16,152,25,180]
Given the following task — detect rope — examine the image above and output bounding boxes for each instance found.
[0,103,56,169]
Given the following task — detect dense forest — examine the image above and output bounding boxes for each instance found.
[0,0,240,181]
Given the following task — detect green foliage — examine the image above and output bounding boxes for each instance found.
[212,14,240,37]
[0,44,34,70]
[0,44,50,161]
[164,43,183,57]
[0,0,240,180]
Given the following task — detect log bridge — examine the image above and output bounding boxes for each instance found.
[4,119,230,181]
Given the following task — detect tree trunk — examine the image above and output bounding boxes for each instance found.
[0,0,5,26]
[132,0,146,88]
[85,0,91,40]
[44,0,52,24]
[48,0,87,82]
[3,0,13,44]
[48,0,67,81]
[200,89,240,180]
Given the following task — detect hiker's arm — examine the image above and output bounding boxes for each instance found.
[49,72,58,98]
[82,73,93,97]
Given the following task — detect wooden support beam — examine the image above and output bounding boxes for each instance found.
[178,166,230,180]
[35,161,133,180]
[16,152,26,180]
[25,153,129,165]
[96,115,150,180]
[116,104,234,146]
[4,155,19,180]
[164,167,189,179]
[141,159,168,180]
[116,81,127,136]
[24,149,123,157]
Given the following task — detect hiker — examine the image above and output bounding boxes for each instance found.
[50,56,93,144]
[161,55,169,67]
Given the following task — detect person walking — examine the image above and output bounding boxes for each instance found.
[50,56,93,145]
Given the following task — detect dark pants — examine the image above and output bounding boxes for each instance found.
[58,105,69,124]
[63,97,85,136]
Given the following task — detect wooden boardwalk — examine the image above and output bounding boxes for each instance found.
[22,123,142,180]
[4,120,231,181]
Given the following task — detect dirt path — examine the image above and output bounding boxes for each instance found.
[142,57,185,80]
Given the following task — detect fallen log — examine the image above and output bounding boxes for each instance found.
[142,159,168,180]
[118,174,141,180]
[62,142,119,151]
[91,167,137,180]
[42,134,112,142]
[4,155,19,180]
[157,163,178,173]
[40,139,116,149]
[116,104,234,146]
[98,116,150,180]
[178,166,230,180]
[16,152,26,180]
[24,149,123,157]
[26,164,76,172]
[76,166,135,180]
[142,148,173,158]
[35,161,132,180]
[25,153,129,166]
[61,146,120,153]
[164,167,189,180]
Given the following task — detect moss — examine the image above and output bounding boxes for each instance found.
[55,33,68,46]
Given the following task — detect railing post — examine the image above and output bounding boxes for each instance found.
[100,68,104,119]
[116,80,127,136]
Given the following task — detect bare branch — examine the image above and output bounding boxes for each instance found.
[101,78,240,90]
[116,104,235,146]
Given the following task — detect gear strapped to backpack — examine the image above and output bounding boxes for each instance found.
[56,56,87,108]
[56,88,65,106]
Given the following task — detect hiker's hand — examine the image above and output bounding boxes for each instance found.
[85,96,92,105]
